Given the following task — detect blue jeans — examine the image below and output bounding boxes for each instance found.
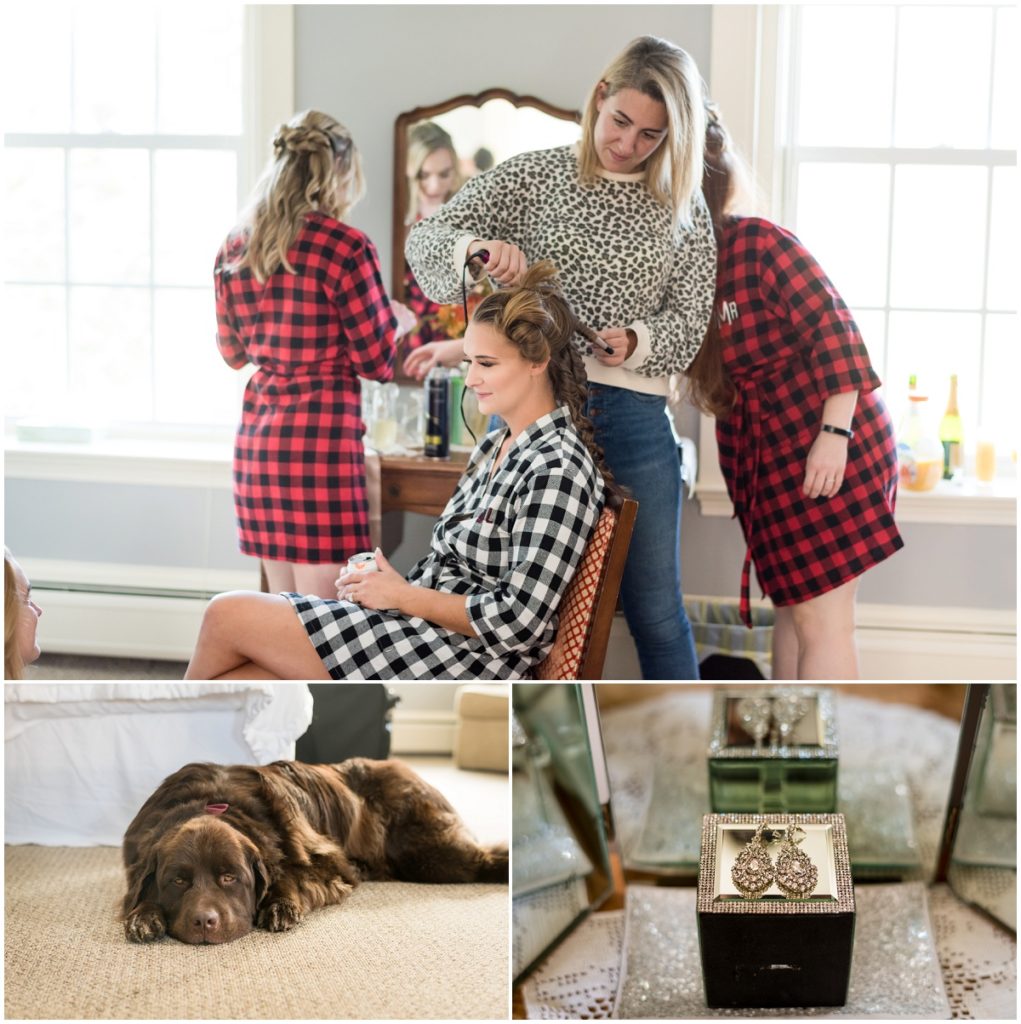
[586,383,700,680]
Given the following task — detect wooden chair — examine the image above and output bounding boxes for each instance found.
[532,495,638,680]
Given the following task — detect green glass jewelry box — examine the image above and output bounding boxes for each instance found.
[707,688,839,813]
[697,813,855,1009]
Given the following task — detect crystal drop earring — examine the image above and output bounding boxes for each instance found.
[774,824,818,899]
[731,822,775,899]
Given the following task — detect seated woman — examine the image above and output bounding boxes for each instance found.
[185,261,608,681]
[5,547,44,680]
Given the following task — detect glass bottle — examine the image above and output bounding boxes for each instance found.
[896,381,943,492]
[938,374,963,480]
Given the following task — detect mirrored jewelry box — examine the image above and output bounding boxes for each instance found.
[707,687,838,813]
[697,812,855,1008]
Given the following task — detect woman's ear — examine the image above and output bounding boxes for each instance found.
[530,358,551,378]
[595,80,608,110]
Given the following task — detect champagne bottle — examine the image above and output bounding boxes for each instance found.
[938,374,963,479]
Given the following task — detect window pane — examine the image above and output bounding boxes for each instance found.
[991,6,1017,150]
[68,150,151,284]
[3,286,68,420]
[885,311,981,438]
[73,5,156,133]
[795,163,890,308]
[889,165,987,310]
[848,309,887,386]
[795,6,895,148]
[154,151,237,286]
[4,150,66,282]
[895,6,993,149]
[2,8,72,133]
[982,314,1018,448]
[987,166,1017,311]
[157,4,243,134]
[69,287,152,422]
[154,288,240,425]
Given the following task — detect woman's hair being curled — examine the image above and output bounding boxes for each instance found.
[230,110,365,283]
[471,262,618,491]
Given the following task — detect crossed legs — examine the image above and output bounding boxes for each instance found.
[185,591,331,681]
[772,578,860,680]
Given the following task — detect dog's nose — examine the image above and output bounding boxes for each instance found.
[192,909,220,937]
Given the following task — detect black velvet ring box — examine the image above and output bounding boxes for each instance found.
[697,813,855,1009]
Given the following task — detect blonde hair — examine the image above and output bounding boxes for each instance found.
[472,262,616,491]
[405,121,463,225]
[578,36,706,227]
[230,110,365,284]
[5,547,26,681]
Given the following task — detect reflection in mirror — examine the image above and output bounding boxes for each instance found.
[512,682,614,985]
[392,90,581,380]
[947,684,1016,930]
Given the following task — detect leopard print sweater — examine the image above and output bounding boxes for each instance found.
[405,145,717,396]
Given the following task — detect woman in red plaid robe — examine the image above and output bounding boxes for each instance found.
[215,111,414,599]
[687,105,903,679]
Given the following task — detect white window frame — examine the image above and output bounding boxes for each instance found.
[4,5,294,487]
[699,4,1015,527]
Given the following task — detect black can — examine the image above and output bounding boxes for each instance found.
[424,366,450,459]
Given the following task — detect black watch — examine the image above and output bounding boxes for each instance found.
[820,423,854,440]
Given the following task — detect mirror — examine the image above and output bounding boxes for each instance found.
[942,683,1016,930]
[512,682,615,986]
[392,89,581,380]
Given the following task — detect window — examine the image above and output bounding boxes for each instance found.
[785,4,1017,464]
[3,3,248,431]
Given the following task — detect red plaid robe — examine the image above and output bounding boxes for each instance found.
[214,213,396,563]
[714,218,903,625]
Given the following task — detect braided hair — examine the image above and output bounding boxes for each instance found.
[470,261,618,492]
[228,110,364,283]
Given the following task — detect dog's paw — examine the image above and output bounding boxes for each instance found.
[124,906,166,943]
[258,898,302,933]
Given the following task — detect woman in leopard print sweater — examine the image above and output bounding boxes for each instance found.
[406,36,716,679]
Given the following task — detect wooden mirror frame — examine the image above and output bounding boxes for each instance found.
[391,88,582,304]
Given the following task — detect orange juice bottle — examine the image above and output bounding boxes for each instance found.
[896,378,943,492]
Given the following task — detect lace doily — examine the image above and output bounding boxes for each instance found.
[521,911,625,1020]
[929,883,1017,1020]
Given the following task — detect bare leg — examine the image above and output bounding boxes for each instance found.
[185,591,331,681]
[292,563,345,600]
[263,560,296,594]
[771,605,799,681]
[789,579,860,680]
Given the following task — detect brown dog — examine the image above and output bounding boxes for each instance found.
[121,758,508,944]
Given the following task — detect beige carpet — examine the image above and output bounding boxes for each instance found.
[5,843,508,1020]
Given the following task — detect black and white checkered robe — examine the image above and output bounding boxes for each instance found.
[285,407,604,679]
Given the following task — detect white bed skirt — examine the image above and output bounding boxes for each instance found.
[4,683,313,846]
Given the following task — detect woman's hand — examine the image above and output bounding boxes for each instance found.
[803,431,849,499]
[592,327,637,367]
[335,550,410,612]
[391,300,418,339]
[469,239,527,286]
[403,338,466,380]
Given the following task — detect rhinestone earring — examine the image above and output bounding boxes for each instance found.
[731,822,775,899]
[774,824,818,899]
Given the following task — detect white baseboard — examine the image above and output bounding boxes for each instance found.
[29,584,1017,681]
[602,597,1016,681]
